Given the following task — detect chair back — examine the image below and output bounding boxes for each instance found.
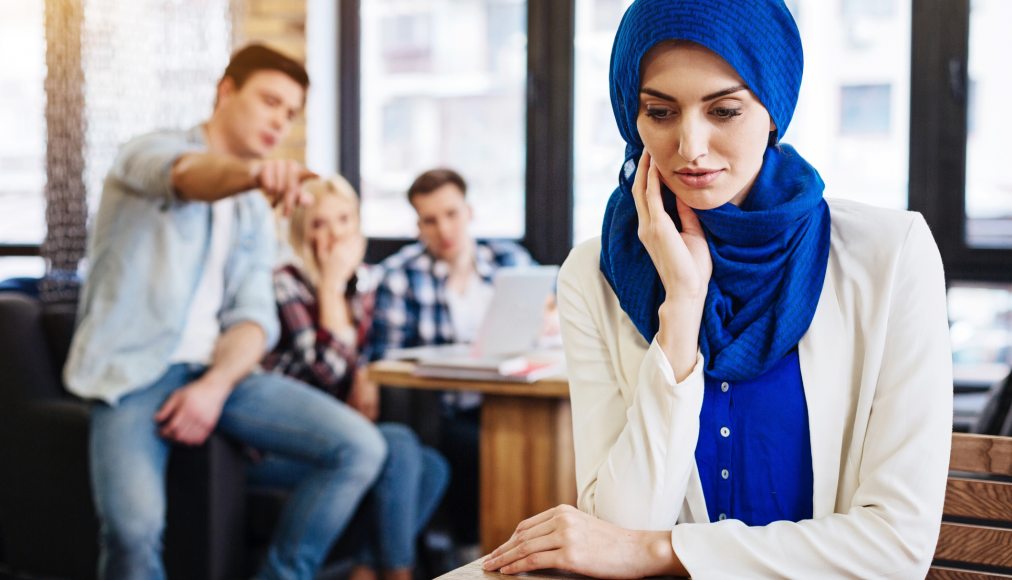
[929,433,1012,578]
[0,292,68,407]
[975,371,1012,437]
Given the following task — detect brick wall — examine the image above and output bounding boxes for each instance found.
[233,0,308,163]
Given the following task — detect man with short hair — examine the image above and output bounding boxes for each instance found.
[65,44,386,580]
[368,168,534,549]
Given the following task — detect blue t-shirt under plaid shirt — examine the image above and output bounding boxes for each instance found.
[366,240,533,362]
[695,349,814,526]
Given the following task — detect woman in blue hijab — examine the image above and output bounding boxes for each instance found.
[483,0,952,577]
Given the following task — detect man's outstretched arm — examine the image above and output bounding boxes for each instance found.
[171,153,315,214]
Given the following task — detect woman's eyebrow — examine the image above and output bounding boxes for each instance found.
[640,85,748,102]
[702,85,747,101]
[640,87,676,101]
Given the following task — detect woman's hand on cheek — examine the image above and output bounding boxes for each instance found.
[633,151,711,380]
[482,505,680,579]
[632,151,712,302]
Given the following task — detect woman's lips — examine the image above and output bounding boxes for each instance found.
[675,169,723,188]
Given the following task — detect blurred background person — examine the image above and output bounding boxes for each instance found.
[263,175,449,580]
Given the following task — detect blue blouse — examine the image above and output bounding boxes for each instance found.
[694,349,814,526]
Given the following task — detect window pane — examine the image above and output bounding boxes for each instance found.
[83,0,233,215]
[360,0,527,239]
[0,0,46,244]
[0,0,232,248]
[572,0,911,245]
[785,0,910,210]
[0,257,46,282]
[572,0,632,245]
[965,0,1012,248]
[949,282,1011,432]
[949,282,1012,371]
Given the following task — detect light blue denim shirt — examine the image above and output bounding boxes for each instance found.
[64,126,280,404]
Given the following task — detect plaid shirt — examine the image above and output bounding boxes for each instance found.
[262,264,375,402]
[367,240,533,362]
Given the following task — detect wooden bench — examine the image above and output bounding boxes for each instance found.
[929,433,1012,579]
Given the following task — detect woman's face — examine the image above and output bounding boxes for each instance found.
[307,194,359,261]
[636,43,775,210]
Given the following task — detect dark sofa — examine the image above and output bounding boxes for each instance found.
[0,292,247,579]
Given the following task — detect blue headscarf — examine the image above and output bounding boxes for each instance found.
[599,0,831,382]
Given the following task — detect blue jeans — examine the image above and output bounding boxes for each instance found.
[250,423,449,571]
[89,363,387,580]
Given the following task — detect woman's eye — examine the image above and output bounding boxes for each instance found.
[645,106,675,120]
[712,107,742,120]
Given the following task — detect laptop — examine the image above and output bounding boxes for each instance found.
[383,265,560,362]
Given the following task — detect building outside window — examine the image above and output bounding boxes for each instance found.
[0,0,46,279]
[359,0,527,240]
[571,0,631,244]
[0,0,231,281]
[965,0,1012,249]
[785,0,910,211]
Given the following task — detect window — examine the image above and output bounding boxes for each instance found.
[0,0,233,283]
[964,0,1012,249]
[380,12,434,73]
[358,0,528,240]
[785,0,910,211]
[839,84,892,136]
[0,1,46,280]
[910,0,1011,282]
[572,0,632,244]
[949,283,1012,367]
[306,0,339,177]
[81,0,232,213]
[343,0,1007,285]
[0,1,46,248]
[949,282,1011,428]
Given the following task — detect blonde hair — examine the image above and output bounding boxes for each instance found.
[286,175,361,287]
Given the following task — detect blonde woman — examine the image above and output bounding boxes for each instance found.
[262,176,449,580]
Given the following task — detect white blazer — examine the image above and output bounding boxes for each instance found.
[558,199,952,579]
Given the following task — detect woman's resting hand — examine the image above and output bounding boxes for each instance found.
[482,504,686,578]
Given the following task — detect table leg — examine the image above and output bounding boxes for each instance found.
[479,396,576,554]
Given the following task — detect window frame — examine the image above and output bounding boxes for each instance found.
[344,0,1012,282]
[5,0,1007,287]
[908,0,1012,283]
[338,0,575,266]
[0,244,41,257]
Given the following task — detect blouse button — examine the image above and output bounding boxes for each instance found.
[720,381,729,392]
[721,468,730,479]
[720,426,730,438]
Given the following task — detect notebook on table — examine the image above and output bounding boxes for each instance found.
[383,265,563,382]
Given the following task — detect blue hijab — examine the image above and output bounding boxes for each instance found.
[599,0,831,382]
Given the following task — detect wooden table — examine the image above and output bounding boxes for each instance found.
[436,557,588,579]
[368,360,577,554]
[435,558,679,579]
